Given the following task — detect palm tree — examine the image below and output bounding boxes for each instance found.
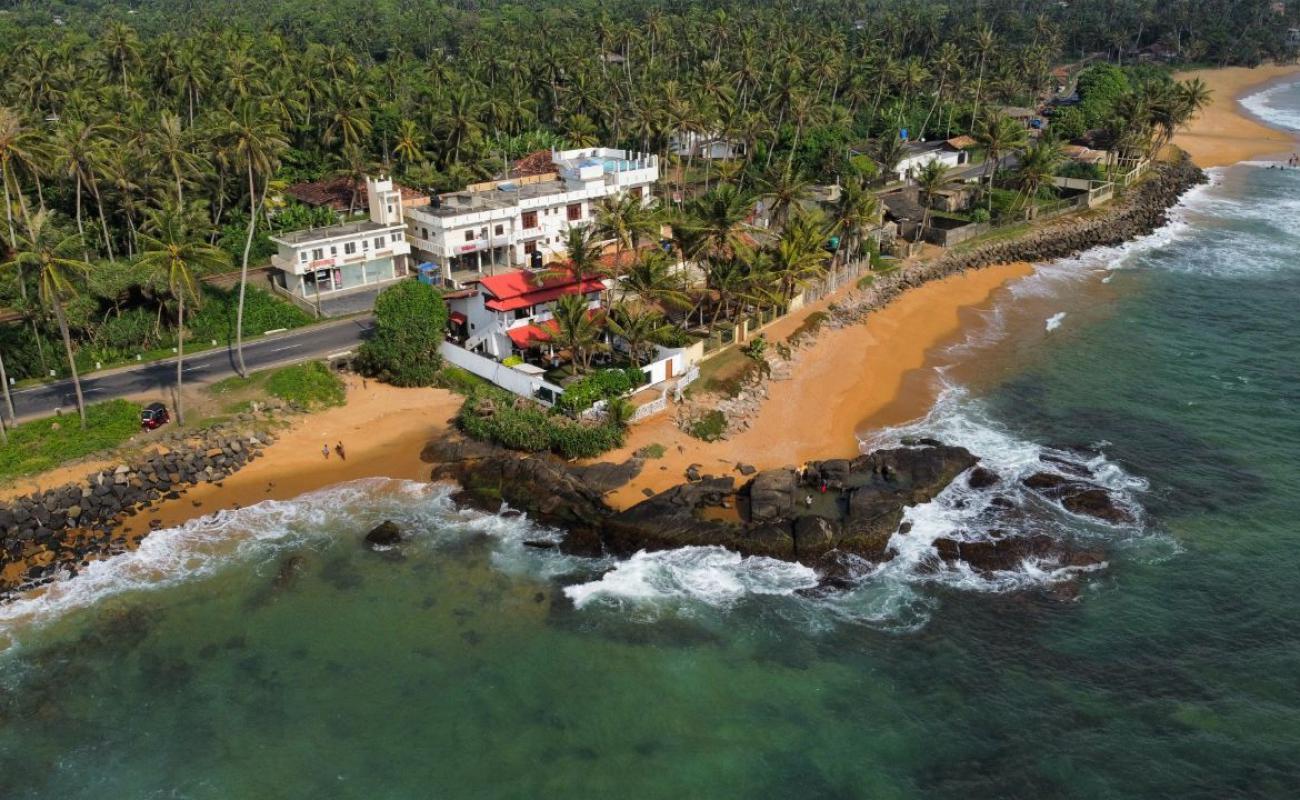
[151,111,206,206]
[769,209,831,302]
[1014,136,1064,216]
[136,201,230,425]
[914,159,952,241]
[618,248,690,312]
[2,211,91,427]
[606,303,671,367]
[973,112,1029,211]
[219,101,287,377]
[757,167,812,229]
[829,175,882,280]
[393,118,425,165]
[551,292,604,373]
[871,133,908,185]
[681,183,754,262]
[594,192,658,271]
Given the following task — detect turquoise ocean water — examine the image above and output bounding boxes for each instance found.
[2,85,1299,798]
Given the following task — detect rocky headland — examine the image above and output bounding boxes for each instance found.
[424,435,1121,582]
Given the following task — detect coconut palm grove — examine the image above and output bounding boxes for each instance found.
[0,1,1280,409]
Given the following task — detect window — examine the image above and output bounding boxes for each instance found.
[298,251,308,263]
[521,211,538,229]
[464,230,475,242]
[344,242,357,255]
[311,248,324,261]
[329,245,338,256]
[630,186,643,200]
[362,239,369,251]
[392,231,403,242]
[386,204,394,216]
[522,241,536,254]
[513,307,533,320]
[421,227,429,239]
[494,224,504,236]
[374,236,386,249]
[567,203,582,221]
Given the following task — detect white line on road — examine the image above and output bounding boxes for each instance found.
[268,344,303,354]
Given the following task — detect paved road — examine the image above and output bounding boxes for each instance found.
[7,316,373,421]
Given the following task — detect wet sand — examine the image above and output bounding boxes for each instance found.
[1172,65,1300,167]
[602,262,1035,509]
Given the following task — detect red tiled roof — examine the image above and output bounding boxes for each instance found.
[507,319,559,348]
[283,177,428,212]
[479,269,605,312]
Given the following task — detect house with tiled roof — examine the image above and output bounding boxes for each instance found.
[445,267,606,358]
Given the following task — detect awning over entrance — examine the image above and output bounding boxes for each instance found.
[449,311,468,325]
[506,320,558,348]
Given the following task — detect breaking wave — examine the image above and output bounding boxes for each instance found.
[1240,79,1300,132]
[563,546,818,616]
[1045,312,1067,331]
[0,479,570,638]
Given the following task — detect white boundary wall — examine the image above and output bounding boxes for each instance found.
[439,342,565,403]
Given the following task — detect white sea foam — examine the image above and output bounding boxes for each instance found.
[1045,312,1067,332]
[563,546,818,614]
[1240,80,1300,132]
[0,479,535,633]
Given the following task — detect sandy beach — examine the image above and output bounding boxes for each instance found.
[1172,64,1300,167]
[119,376,463,536]
[9,62,1295,575]
[601,262,1034,509]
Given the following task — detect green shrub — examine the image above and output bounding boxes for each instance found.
[265,362,346,408]
[457,389,627,458]
[356,281,448,387]
[434,365,491,396]
[0,400,142,481]
[637,443,667,459]
[687,410,728,442]
[502,355,524,367]
[970,207,992,224]
[554,367,646,414]
[187,285,313,344]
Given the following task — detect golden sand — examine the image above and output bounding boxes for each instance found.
[1172,65,1300,168]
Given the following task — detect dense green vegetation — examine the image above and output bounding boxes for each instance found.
[554,367,648,415]
[0,399,140,481]
[264,362,346,409]
[355,280,448,387]
[0,0,1282,427]
[457,388,628,459]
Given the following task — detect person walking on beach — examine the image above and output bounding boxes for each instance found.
[335,441,346,461]
[322,444,330,460]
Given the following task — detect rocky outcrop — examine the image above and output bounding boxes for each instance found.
[364,520,402,549]
[1023,472,1134,524]
[1,425,279,597]
[429,438,979,568]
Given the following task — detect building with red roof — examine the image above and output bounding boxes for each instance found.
[444,268,606,359]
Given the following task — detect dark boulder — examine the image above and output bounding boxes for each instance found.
[967,467,1000,489]
[364,521,403,549]
[746,469,798,523]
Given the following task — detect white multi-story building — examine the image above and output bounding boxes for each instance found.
[269,177,412,303]
[405,147,658,287]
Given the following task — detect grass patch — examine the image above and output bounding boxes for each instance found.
[265,362,346,409]
[857,274,876,290]
[696,346,759,398]
[687,410,728,442]
[434,366,493,396]
[787,310,830,344]
[0,400,142,482]
[637,443,666,459]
